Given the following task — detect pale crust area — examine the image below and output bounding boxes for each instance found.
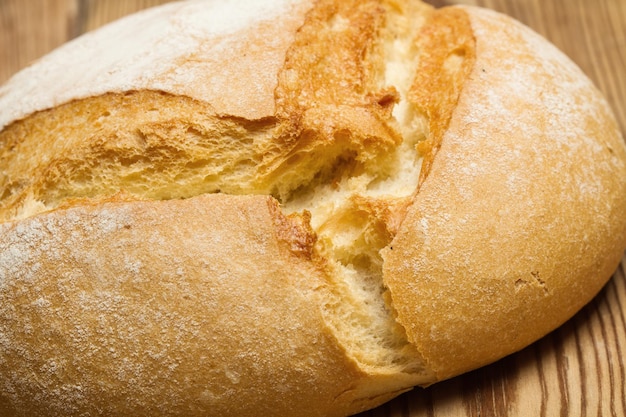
[383,6,626,381]
[0,194,419,417]
[0,0,314,126]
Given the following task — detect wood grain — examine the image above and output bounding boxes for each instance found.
[1,1,625,416]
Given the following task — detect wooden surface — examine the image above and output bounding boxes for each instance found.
[1,1,625,416]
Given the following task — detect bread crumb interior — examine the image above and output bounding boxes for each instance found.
[281,25,428,372]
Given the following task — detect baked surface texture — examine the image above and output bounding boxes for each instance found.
[383,6,626,381]
[0,0,625,416]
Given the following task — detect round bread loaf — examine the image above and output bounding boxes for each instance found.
[0,0,625,416]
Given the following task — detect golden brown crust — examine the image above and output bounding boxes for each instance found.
[409,7,476,186]
[382,5,626,381]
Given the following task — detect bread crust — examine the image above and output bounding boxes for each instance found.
[383,5,626,381]
[0,194,422,417]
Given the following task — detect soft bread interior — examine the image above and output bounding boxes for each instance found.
[0,0,472,382]
[281,0,431,375]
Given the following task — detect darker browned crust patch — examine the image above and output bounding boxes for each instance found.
[411,7,476,187]
[268,198,317,259]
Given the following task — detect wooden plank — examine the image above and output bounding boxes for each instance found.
[0,0,78,82]
[0,1,624,416]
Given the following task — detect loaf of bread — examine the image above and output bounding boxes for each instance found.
[1,0,625,416]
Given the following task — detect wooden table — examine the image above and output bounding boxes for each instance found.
[1,1,624,416]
